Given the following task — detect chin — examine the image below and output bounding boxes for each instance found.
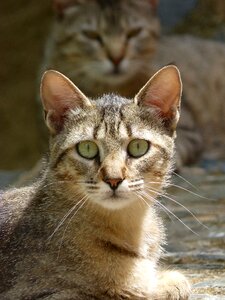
[93,193,135,210]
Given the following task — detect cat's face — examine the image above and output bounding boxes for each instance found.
[41,66,181,210]
[48,0,160,94]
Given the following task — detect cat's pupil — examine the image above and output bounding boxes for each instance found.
[127,139,149,158]
[76,141,99,160]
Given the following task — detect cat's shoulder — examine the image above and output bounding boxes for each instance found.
[160,34,225,48]
[157,34,225,62]
[1,185,36,204]
[0,185,37,236]
[153,34,225,82]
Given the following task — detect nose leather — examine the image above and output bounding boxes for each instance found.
[104,178,123,190]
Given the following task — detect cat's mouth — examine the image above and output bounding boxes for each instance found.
[109,190,123,199]
[108,67,125,77]
[97,189,128,202]
[111,65,123,75]
[100,189,126,200]
[98,191,132,210]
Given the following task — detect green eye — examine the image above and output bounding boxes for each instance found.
[76,141,99,159]
[127,139,149,158]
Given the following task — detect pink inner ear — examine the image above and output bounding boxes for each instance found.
[136,66,182,121]
[41,70,87,113]
[45,92,78,113]
[44,95,76,134]
[145,84,180,115]
[41,70,90,134]
[149,0,159,11]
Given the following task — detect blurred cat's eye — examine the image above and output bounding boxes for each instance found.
[127,27,142,39]
[82,29,103,44]
[76,141,99,159]
[127,139,149,158]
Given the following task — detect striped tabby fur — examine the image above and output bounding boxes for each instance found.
[0,66,190,299]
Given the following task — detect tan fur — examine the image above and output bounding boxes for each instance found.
[0,67,191,299]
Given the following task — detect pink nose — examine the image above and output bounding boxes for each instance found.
[104,178,123,190]
[109,54,124,66]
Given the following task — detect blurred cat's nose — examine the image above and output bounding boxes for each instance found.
[104,177,124,190]
[108,53,124,67]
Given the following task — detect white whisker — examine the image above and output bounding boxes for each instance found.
[57,196,89,258]
[140,190,199,235]
[145,179,211,200]
[172,171,199,191]
[136,191,173,221]
[145,186,209,230]
[48,196,86,241]
[168,183,211,200]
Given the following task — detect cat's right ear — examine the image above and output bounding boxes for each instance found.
[53,0,78,18]
[41,70,91,134]
[134,65,182,133]
[149,0,159,13]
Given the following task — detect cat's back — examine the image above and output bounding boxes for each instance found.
[0,186,38,293]
[155,35,225,124]
[154,35,225,157]
[155,35,225,93]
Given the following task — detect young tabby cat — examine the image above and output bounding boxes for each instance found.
[0,66,191,299]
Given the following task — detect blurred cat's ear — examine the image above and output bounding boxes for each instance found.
[135,65,182,131]
[149,0,159,12]
[53,0,78,18]
[41,70,91,134]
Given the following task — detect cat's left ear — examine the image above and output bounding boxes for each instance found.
[149,0,159,13]
[41,70,91,134]
[135,65,182,132]
[53,0,76,17]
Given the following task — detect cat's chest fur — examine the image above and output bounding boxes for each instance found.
[0,186,162,298]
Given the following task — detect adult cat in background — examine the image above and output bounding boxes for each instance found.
[42,0,225,167]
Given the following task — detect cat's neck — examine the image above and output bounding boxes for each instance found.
[39,175,160,257]
[86,201,162,258]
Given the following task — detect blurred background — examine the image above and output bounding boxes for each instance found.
[0,0,225,173]
[1,2,225,296]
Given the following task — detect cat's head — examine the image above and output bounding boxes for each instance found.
[47,0,160,96]
[41,65,182,210]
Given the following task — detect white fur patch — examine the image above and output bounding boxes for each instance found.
[91,181,137,210]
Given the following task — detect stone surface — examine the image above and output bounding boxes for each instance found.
[162,168,225,298]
